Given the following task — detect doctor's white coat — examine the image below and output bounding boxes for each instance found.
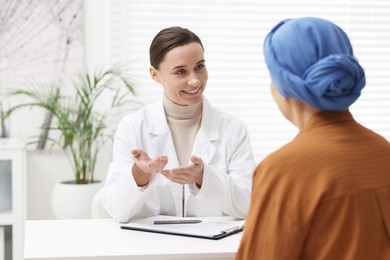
[101,97,255,223]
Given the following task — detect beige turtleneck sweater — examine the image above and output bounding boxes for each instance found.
[163,96,202,166]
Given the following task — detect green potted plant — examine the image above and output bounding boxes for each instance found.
[4,66,138,218]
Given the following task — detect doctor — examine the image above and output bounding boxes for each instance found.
[101,26,256,223]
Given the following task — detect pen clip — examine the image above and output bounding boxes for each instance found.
[221,226,243,235]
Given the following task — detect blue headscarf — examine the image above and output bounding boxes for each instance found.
[263,17,366,111]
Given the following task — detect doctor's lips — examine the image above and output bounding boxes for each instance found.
[182,87,200,94]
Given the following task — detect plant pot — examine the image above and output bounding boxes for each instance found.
[51,180,103,219]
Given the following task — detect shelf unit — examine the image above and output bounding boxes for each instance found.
[0,138,26,260]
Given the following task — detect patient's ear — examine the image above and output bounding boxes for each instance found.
[149,66,161,83]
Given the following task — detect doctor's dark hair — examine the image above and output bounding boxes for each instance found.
[149,26,204,69]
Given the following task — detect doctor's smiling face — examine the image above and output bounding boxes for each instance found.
[150,42,208,106]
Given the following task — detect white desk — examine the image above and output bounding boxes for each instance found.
[24,218,243,260]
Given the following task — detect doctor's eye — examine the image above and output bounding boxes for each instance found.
[195,64,205,71]
[175,69,186,75]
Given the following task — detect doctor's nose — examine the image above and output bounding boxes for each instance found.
[187,76,200,86]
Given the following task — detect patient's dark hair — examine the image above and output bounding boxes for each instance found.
[149,26,204,69]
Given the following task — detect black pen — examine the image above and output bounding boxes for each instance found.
[153,219,202,225]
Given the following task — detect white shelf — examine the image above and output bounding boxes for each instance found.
[0,139,24,150]
[0,138,26,260]
[0,211,13,226]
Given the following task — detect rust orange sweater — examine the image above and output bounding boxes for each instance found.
[237,111,390,260]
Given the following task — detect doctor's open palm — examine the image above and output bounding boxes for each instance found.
[161,156,204,187]
[131,149,168,175]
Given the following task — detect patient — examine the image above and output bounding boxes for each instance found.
[236,17,390,259]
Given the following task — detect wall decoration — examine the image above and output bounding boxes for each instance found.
[0,0,84,142]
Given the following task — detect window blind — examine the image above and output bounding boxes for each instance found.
[107,0,390,162]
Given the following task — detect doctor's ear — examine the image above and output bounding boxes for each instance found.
[149,66,161,83]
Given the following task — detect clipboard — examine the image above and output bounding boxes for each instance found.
[120,215,245,240]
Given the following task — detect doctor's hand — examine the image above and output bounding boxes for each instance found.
[131,149,168,173]
[161,156,204,187]
[131,149,168,187]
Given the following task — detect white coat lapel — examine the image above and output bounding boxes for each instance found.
[147,98,179,168]
[192,98,219,165]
